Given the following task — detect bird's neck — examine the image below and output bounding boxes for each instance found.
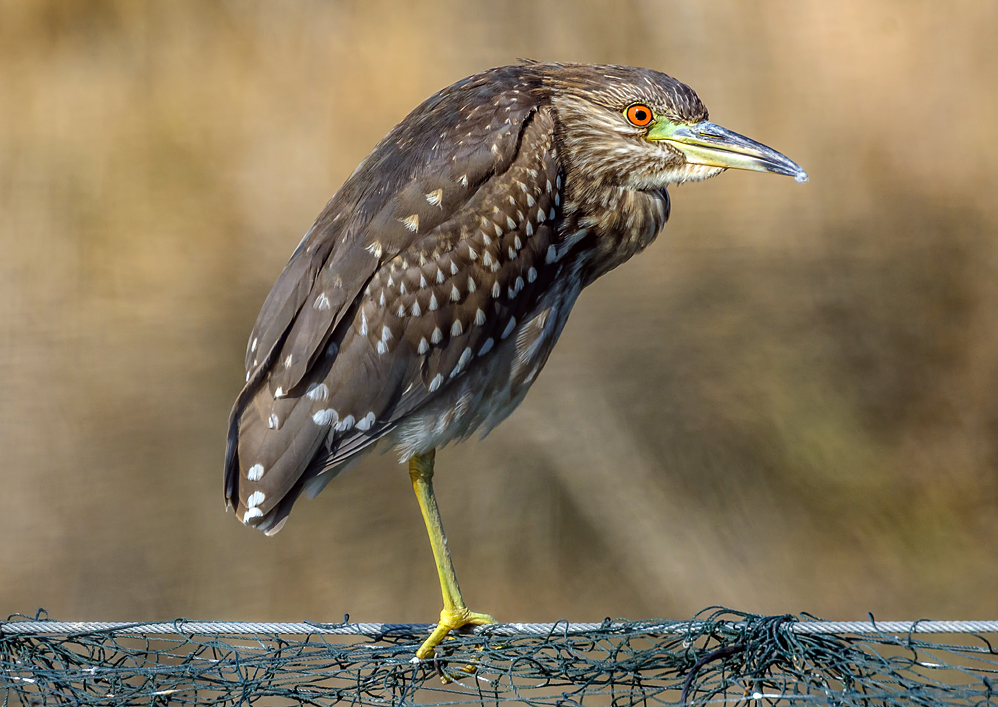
[560,178,670,285]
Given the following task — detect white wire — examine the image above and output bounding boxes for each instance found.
[2,618,997,636]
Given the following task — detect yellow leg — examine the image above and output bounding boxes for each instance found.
[409,450,494,659]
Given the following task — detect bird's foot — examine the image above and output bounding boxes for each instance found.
[415,606,495,660]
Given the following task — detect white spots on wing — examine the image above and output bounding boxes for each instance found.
[246,464,264,481]
[411,301,422,317]
[525,222,533,236]
[387,275,395,288]
[268,413,279,430]
[397,304,406,317]
[451,320,464,337]
[467,246,478,261]
[527,266,537,283]
[419,273,427,289]
[526,194,535,207]
[429,373,443,393]
[482,233,492,247]
[435,267,445,284]
[546,244,557,264]
[359,310,369,336]
[449,261,459,276]
[312,408,338,425]
[451,347,472,378]
[274,386,285,399]
[549,208,556,220]
[425,189,443,207]
[250,337,258,353]
[399,282,407,295]
[546,179,552,193]
[431,327,443,344]
[365,241,383,258]
[508,246,517,260]
[478,338,494,356]
[492,281,501,298]
[313,292,331,311]
[556,175,562,189]
[429,293,439,311]
[514,236,522,250]
[247,491,266,508]
[494,223,503,238]
[515,276,525,293]
[356,412,376,431]
[306,383,329,401]
[283,353,294,369]
[335,415,355,432]
[400,214,420,232]
[536,208,546,223]
[474,308,486,326]
[379,290,386,307]
[490,143,499,156]
[506,216,516,230]
[376,340,388,355]
[502,317,517,340]
[482,251,494,268]
[417,337,430,355]
[554,192,561,206]
[450,284,461,302]
[381,326,392,343]
[516,180,528,193]
[458,174,468,187]
[243,507,263,523]
[508,196,516,206]
[467,276,476,293]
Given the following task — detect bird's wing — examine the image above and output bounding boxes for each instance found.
[311,105,565,472]
[225,66,555,531]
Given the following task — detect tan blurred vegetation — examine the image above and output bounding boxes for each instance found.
[1,0,996,624]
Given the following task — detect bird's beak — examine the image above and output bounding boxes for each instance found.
[647,119,808,183]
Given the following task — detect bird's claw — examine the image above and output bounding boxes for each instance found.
[415,606,495,660]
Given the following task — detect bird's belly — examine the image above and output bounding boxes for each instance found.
[384,280,582,462]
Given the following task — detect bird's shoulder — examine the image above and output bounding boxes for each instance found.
[242,66,549,397]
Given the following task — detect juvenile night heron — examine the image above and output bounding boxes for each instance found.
[224,61,806,658]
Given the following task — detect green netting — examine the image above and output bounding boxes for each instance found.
[2,609,996,706]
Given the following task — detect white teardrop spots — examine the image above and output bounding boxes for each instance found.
[425,189,443,207]
[313,292,330,311]
[400,214,419,232]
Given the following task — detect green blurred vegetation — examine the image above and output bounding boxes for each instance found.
[1,0,996,623]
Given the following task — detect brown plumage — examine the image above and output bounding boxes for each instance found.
[223,61,805,654]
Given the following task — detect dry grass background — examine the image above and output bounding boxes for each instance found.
[1,0,996,625]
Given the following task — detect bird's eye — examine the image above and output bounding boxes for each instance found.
[625,104,654,127]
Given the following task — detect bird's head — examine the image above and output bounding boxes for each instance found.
[539,63,807,192]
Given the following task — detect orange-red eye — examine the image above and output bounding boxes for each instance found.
[625,104,654,127]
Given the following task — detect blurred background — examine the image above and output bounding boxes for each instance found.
[1,0,996,625]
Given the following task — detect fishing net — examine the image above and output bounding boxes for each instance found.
[2,609,996,705]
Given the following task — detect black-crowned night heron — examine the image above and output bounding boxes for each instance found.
[224,62,806,658]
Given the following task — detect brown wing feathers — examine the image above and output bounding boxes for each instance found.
[225,67,563,532]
